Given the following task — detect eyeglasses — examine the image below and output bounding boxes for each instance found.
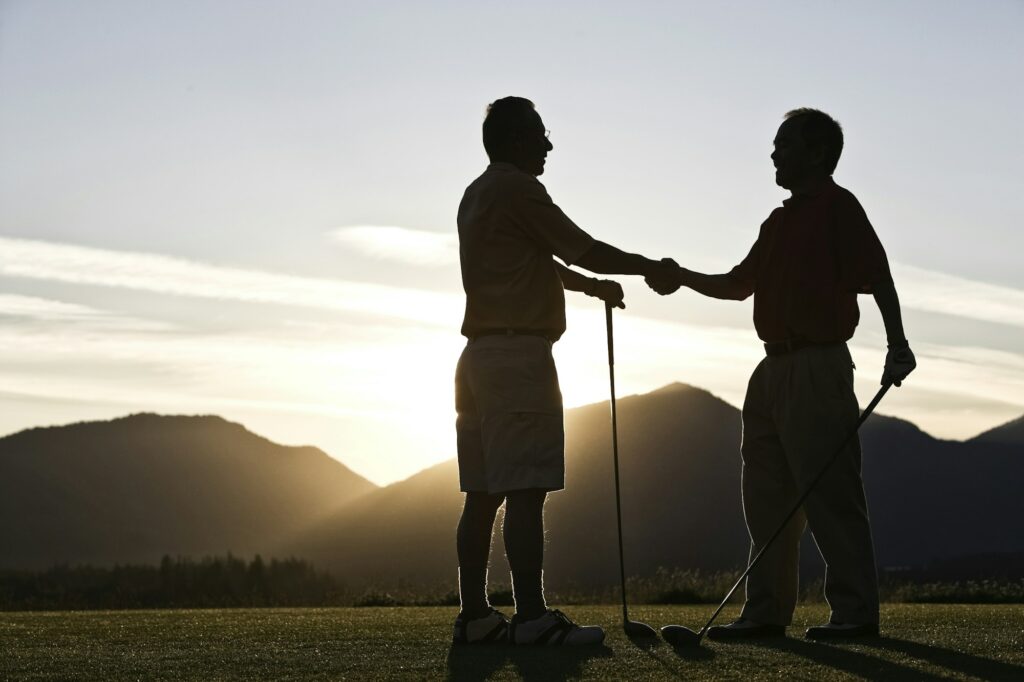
[544,129,551,140]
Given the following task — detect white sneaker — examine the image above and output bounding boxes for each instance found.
[510,609,605,646]
[452,608,510,645]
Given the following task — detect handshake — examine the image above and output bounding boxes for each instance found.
[580,257,684,309]
[645,258,683,295]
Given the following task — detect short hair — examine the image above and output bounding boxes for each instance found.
[482,96,537,159]
[784,108,844,174]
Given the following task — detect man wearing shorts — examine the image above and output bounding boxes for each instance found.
[649,108,917,640]
[452,96,676,646]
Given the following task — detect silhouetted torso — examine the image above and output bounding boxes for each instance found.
[729,179,891,344]
[458,162,594,340]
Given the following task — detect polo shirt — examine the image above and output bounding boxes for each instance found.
[729,178,892,344]
[458,162,596,341]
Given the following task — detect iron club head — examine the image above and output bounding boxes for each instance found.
[661,624,702,647]
[624,619,659,638]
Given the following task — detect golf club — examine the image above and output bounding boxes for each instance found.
[661,380,893,647]
[605,302,659,639]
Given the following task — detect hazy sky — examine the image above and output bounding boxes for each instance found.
[2,1,1022,485]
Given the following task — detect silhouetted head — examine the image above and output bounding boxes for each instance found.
[483,96,553,176]
[771,108,843,191]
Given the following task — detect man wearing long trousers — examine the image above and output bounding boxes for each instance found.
[452,96,676,646]
[649,109,917,639]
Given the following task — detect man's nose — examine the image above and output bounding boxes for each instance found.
[545,139,554,152]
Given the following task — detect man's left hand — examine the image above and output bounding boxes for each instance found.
[882,344,917,387]
[590,279,625,309]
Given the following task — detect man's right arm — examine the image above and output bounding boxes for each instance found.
[514,178,677,288]
[648,236,759,300]
[573,241,666,278]
[666,266,753,300]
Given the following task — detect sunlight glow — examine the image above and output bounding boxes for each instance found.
[329,226,458,266]
[2,237,1024,483]
[0,237,462,327]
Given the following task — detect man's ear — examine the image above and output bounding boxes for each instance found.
[810,143,828,169]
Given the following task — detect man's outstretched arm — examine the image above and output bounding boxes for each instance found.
[572,241,679,293]
[646,260,753,300]
[872,278,917,386]
[554,262,625,309]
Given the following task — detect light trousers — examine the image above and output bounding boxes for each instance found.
[739,343,880,626]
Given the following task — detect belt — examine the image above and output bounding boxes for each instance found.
[471,328,553,341]
[763,338,837,356]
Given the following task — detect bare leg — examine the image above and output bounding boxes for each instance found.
[456,491,505,618]
[504,489,548,620]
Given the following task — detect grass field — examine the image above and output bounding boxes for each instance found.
[2,604,1022,680]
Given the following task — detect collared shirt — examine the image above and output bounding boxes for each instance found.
[458,162,596,340]
[729,178,892,344]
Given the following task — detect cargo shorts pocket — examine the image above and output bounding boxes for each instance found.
[482,409,565,492]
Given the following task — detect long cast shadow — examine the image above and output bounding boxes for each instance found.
[753,637,947,680]
[445,643,613,682]
[445,643,508,682]
[753,634,1024,681]
[508,644,613,681]
[864,636,1024,681]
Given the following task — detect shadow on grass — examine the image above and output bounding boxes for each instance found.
[663,641,715,662]
[445,643,613,681]
[866,636,1024,681]
[751,636,1023,681]
[626,631,663,651]
[752,637,947,681]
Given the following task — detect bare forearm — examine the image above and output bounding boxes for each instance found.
[677,267,752,301]
[872,278,908,347]
[554,262,597,293]
[574,241,659,277]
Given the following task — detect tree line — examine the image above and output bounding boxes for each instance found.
[2,554,1021,610]
[0,555,347,611]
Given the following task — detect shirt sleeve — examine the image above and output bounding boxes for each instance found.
[834,193,892,294]
[512,177,596,266]
[727,224,766,297]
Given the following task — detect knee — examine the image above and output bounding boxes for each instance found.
[504,489,547,516]
[463,491,505,518]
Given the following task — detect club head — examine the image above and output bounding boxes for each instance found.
[661,624,702,647]
[624,619,659,638]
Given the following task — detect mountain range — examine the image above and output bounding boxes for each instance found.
[2,385,1022,590]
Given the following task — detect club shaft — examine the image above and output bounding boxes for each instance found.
[606,303,630,624]
[696,381,892,641]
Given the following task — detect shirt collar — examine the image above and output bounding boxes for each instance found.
[782,176,837,206]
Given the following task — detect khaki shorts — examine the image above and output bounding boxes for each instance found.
[455,335,565,494]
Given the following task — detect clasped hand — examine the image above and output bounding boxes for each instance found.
[645,258,682,295]
[589,279,625,309]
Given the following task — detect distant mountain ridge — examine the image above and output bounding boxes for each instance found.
[971,415,1024,446]
[2,393,1022,589]
[0,413,377,569]
[283,383,1024,588]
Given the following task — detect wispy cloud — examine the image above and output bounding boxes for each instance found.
[893,263,1024,328]
[4,236,1023,333]
[329,226,458,266]
[0,293,172,331]
[0,294,108,321]
[0,237,461,326]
